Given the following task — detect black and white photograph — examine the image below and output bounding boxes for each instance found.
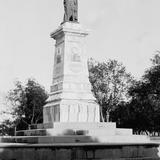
[0,0,160,159]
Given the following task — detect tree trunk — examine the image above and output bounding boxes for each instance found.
[106,111,110,122]
[31,102,35,125]
[100,106,104,122]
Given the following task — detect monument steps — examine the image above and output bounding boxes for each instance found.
[16,128,116,136]
[1,135,150,144]
[35,122,116,130]
[16,122,134,137]
[12,121,150,145]
[51,122,116,129]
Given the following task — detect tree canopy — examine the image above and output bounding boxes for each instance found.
[88,58,134,122]
[112,53,160,135]
[5,79,48,132]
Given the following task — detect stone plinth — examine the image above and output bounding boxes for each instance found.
[43,22,100,123]
[14,122,151,144]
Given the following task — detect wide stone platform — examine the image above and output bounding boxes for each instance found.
[1,135,150,144]
[0,142,160,160]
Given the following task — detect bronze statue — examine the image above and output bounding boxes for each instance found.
[63,0,78,22]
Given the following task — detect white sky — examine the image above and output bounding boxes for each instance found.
[0,0,160,99]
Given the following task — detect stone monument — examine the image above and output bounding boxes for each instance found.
[14,1,150,144]
[43,0,100,124]
[1,1,159,159]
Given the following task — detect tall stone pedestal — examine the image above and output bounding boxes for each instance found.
[43,22,100,123]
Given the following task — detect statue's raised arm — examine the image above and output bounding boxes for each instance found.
[63,0,78,23]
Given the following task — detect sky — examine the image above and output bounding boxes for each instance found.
[0,0,160,110]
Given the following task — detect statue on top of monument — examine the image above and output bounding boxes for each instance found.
[63,0,78,23]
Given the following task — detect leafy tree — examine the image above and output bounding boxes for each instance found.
[110,101,130,128]
[0,120,15,136]
[126,53,160,134]
[88,58,134,122]
[126,81,157,134]
[6,79,48,131]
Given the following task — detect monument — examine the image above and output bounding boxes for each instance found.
[0,1,159,160]
[43,0,100,124]
[13,0,151,144]
[15,0,150,143]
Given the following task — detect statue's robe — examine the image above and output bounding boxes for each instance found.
[64,0,78,22]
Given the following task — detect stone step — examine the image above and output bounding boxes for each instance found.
[116,128,133,135]
[39,135,151,144]
[16,122,119,137]
[52,122,116,130]
[16,127,133,137]
[32,122,117,130]
[16,129,47,136]
[6,135,150,144]
[16,127,117,137]
[46,128,117,136]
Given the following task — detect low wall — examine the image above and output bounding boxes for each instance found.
[0,143,160,160]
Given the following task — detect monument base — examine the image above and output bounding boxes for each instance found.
[1,124,159,160]
[0,141,160,160]
[43,99,100,123]
[13,122,150,144]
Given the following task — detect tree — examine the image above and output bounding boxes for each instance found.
[88,58,134,122]
[6,79,48,131]
[110,101,130,127]
[126,53,160,134]
[0,120,15,136]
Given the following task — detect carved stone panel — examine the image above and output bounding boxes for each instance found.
[46,107,52,123]
[50,83,63,93]
[56,48,62,64]
[78,104,87,122]
[69,104,78,122]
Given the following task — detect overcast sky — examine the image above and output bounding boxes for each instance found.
[0,0,160,97]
